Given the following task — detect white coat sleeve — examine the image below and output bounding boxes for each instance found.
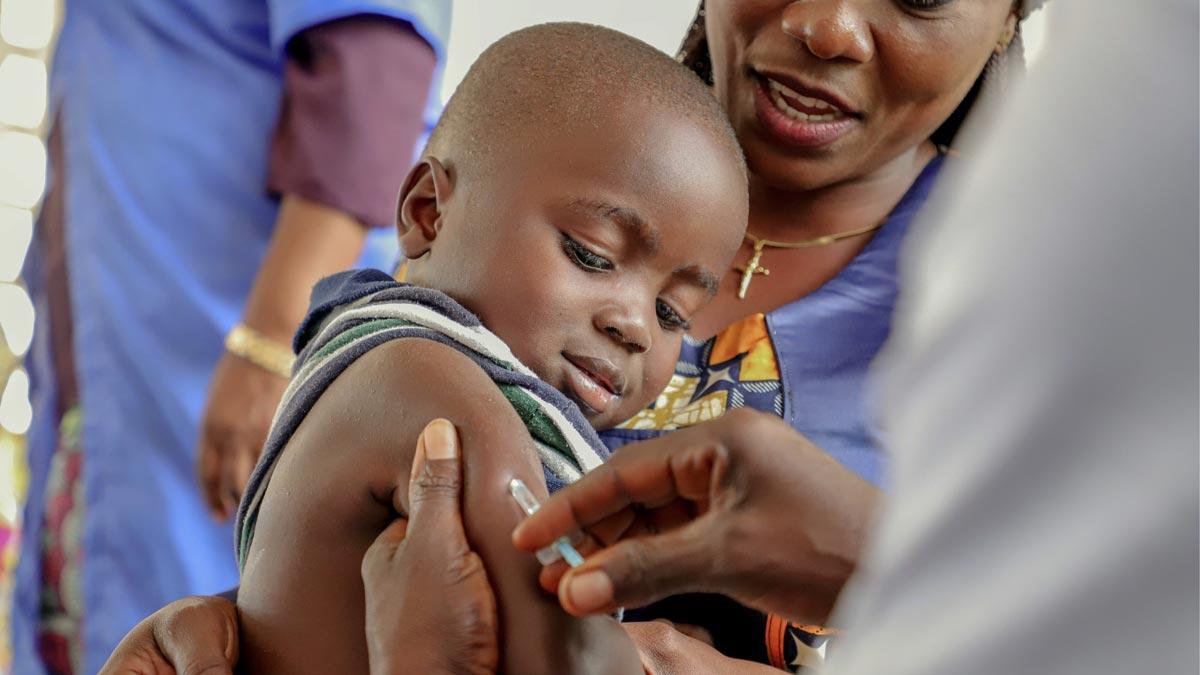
[827,2,1199,674]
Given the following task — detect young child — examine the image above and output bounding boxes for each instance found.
[233,23,748,674]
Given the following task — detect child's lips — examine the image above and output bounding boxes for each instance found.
[562,353,623,416]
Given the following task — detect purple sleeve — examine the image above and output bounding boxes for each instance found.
[268,15,438,228]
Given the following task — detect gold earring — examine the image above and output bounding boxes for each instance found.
[994,14,1018,54]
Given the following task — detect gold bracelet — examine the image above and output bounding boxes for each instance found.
[224,323,294,378]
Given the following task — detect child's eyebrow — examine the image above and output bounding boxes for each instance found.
[564,197,720,295]
[675,265,722,296]
[566,198,661,254]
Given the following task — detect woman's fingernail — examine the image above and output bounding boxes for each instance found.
[425,418,459,461]
[410,431,427,481]
[564,570,614,613]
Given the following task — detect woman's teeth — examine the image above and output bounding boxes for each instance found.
[767,78,845,123]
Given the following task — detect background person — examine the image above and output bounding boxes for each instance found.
[14,2,450,673]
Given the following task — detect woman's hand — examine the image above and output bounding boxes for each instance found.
[98,595,239,675]
[361,418,499,675]
[197,194,368,521]
[513,408,880,625]
[196,351,288,520]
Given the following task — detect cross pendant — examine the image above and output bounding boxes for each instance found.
[735,241,769,299]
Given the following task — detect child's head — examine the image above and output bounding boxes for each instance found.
[398,23,748,429]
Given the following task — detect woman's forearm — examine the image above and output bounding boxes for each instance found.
[239,194,367,341]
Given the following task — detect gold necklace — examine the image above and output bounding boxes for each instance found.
[734,222,886,299]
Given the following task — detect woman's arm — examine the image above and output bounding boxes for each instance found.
[236,339,641,674]
[197,195,365,520]
[196,15,438,520]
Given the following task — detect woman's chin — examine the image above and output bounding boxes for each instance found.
[742,137,857,194]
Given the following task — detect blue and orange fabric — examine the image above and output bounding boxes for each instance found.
[618,312,783,432]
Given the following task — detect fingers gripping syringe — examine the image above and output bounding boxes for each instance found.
[509,478,585,568]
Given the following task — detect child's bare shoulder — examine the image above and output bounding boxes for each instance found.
[312,337,534,470]
[245,337,541,549]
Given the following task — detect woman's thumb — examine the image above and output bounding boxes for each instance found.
[155,596,240,675]
[405,419,464,536]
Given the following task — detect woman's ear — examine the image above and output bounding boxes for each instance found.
[397,156,454,261]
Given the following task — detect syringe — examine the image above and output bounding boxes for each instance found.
[509,477,585,568]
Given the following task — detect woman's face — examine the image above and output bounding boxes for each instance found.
[706,0,1015,191]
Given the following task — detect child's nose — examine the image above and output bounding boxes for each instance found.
[595,304,651,354]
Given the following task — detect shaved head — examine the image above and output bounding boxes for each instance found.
[425,22,745,180]
[399,22,749,429]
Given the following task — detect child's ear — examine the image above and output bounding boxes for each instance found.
[397,156,454,260]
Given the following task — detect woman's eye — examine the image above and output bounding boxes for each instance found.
[656,299,690,332]
[561,233,614,272]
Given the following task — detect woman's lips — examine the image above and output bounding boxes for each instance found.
[562,354,620,416]
[752,74,858,148]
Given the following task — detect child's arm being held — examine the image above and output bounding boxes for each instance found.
[236,338,641,674]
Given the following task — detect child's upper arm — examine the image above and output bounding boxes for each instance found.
[249,337,640,674]
[375,339,640,674]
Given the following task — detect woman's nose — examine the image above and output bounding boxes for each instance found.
[595,305,651,355]
[781,0,875,63]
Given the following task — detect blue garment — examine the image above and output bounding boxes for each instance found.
[12,3,450,673]
[601,154,946,666]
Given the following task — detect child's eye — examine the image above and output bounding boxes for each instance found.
[561,233,614,272]
[656,299,691,332]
